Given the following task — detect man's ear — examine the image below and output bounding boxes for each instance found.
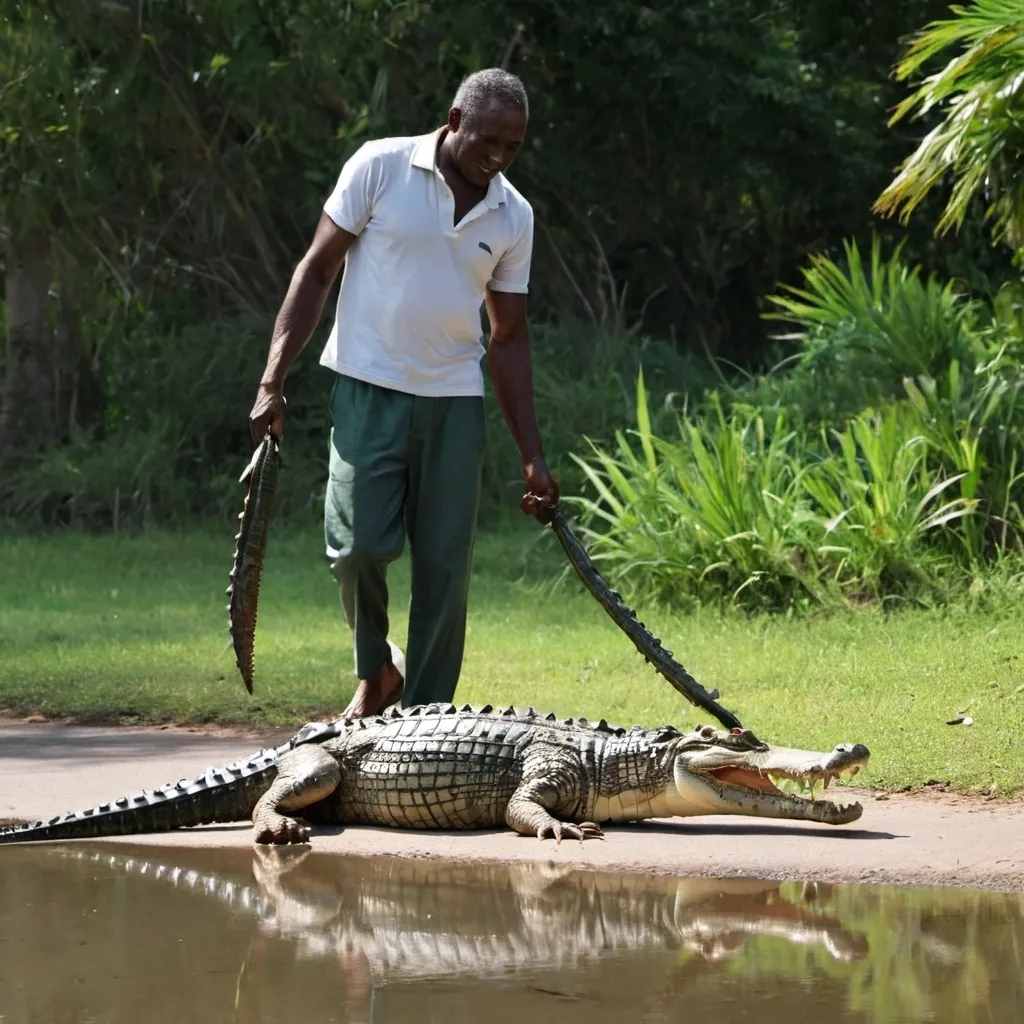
[447,107,462,132]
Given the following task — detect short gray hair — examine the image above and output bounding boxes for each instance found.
[452,68,528,122]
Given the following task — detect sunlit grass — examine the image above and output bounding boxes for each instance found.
[2,521,1023,794]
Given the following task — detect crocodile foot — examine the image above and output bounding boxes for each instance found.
[537,820,605,844]
[253,812,312,845]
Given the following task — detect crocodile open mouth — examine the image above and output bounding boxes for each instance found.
[707,764,864,798]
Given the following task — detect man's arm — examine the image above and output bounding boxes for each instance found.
[249,213,357,444]
[484,289,559,519]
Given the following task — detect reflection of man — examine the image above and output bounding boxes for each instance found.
[248,69,558,717]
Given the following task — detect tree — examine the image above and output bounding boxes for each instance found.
[874,0,1024,250]
[0,2,145,461]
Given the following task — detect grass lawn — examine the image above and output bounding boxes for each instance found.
[2,518,1023,795]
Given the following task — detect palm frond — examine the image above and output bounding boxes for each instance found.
[874,0,1024,246]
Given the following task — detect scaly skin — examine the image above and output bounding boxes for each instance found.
[0,705,870,847]
[227,431,280,693]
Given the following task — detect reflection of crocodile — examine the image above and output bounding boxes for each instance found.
[53,845,869,979]
[0,705,869,846]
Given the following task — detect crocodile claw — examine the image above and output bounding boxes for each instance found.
[253,814,311,846]
[537,820,606,844]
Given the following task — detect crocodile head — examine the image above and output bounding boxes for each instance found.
[663,725,870,825]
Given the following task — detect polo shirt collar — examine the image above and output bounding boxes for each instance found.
[410,128,442,171]
[411,128,507,208]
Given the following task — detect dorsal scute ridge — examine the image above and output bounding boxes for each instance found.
[281,702,674,744]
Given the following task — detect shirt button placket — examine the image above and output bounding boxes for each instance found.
[438,175,455,236]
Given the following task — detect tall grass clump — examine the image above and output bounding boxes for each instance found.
[735,238,983,428]
[571,379,822,610]
[571,375,975,612]
[569,238,1024,613]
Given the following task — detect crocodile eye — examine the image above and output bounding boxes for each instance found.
[700,726,717,739]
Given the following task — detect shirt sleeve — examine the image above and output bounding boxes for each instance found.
[323,143,378,235]
[488,206,534,294]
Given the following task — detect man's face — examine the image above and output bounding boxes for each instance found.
[447,101,527,187]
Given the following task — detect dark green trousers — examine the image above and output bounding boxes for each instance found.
[324,373,485,706]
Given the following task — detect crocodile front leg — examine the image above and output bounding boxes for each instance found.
[504,744,605,844]
[252,746,341,845]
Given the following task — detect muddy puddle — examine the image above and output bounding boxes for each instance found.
[0,843,1021,1023]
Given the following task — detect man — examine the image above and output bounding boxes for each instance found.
[248,68,558,718]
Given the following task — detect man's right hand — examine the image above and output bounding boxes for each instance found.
[249,384,286,446]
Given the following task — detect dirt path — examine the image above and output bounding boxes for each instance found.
[2,721,1022,891]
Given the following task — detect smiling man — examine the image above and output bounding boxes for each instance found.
[248,69,557,717]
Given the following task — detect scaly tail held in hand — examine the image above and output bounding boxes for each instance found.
[227,430,281,693]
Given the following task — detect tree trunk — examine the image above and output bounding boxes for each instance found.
[0,229,54,463]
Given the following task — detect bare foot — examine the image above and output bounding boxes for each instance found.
[343,648,404,718]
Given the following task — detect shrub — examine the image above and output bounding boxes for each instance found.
[0,312,330,530]
[0,313,712,530]
[744,237,983,426]
[570,374,979,612]
[481,319,713,520]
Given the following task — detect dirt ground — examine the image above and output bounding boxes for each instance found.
[2,720,1022,891]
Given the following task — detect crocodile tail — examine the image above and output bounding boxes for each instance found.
[549,507,743,730]
[0,748,279,845]
[227,431,280,694]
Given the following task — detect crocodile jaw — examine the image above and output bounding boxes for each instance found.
[668,749,869,826]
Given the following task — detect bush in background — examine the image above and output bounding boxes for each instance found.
[0,313,710,532]
[570,239,1024,613]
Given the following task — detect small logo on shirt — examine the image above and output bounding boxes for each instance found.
[478,241,492,255]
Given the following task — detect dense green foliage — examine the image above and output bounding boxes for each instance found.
[0,0,1010,515]
[3,0,1024,617]
[572,240,1024,610]
[562,0,1024,614]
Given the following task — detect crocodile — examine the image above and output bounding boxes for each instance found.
[0,704,869,846]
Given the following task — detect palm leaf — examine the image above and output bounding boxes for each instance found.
[875,0,1024,246]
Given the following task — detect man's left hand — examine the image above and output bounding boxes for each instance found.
[521,456,559,523]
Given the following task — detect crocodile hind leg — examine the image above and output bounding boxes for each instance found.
[252,746,341,845]
[504,745,605,844]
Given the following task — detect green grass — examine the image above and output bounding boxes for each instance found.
[2,520,1024,795]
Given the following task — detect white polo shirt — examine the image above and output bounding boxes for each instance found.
[318,128,534,397]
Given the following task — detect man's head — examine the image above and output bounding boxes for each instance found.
[445,68,528,188]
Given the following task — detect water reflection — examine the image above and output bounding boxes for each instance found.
[0,843,1021,1023]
